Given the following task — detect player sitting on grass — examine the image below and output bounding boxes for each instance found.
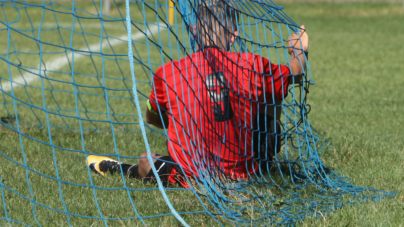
[87,0,309,187]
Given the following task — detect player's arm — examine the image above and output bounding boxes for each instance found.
[145,100,169,129]
[146,73,169,129]
[288,25,309,84]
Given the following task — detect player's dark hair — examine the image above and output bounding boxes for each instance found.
[195,0,239,49]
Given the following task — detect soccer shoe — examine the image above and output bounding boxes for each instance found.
[86,155,122,176]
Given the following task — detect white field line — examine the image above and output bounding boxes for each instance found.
[0,22,125,30]
[33,22,124,29]
[2,24,166,92]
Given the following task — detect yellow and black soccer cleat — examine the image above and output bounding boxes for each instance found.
[86,155,120,176]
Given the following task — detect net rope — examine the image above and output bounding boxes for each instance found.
[0,0,395,226]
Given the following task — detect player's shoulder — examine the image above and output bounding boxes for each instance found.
[155,60,180,76]
[228,52,270,69]
[227,51,265,61]
[244,52,268,61]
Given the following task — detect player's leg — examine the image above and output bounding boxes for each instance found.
[254,98,282,160]
[87,153,162,178]
[138,155,181,186]
[87,153,180,186]
[267,99,282,123]
[253,113,282,162]
[136,152,163,178]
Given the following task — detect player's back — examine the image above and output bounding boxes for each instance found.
[157,47,289,179]
[158,48,259,179]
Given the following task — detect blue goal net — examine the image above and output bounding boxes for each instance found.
[0,0,395,226]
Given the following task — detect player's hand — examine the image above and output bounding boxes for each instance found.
[288,25,309,55]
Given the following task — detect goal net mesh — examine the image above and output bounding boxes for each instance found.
[0,0,394,226]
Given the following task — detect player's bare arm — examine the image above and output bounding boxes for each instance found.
[288,25,309,84]
[145,104,169,129]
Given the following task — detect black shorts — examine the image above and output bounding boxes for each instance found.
[253,113,282,162]
[143,155,185,186]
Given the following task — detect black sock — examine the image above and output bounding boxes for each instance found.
[126,164,141,179]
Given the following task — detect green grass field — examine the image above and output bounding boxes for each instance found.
[287,2,404,226]
[1,0,404,226]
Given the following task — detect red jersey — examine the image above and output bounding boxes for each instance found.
[148,48,290,180]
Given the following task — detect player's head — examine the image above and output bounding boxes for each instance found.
[193,0,239,50]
